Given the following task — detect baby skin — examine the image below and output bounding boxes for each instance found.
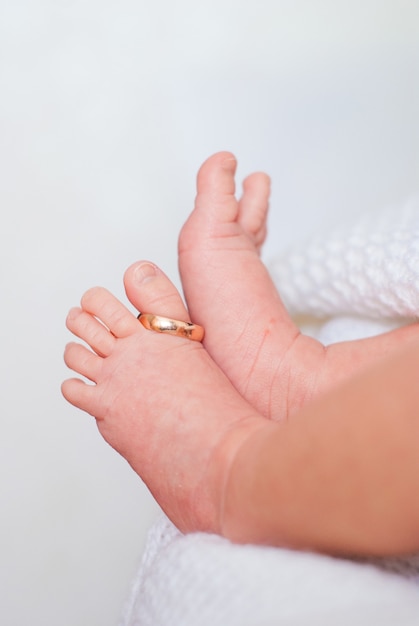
[178,152,419,419]
[62,154,419,555]
[62,262,266,534]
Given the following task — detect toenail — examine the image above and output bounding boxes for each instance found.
[134,262,158,283]
[67,307,80,321]
[221,156,237,171]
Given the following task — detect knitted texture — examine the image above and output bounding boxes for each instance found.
[269,197,419,320]
[121,517,419,626]
[120,199,419,626]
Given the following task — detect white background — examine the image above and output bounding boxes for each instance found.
[0,1,418,624]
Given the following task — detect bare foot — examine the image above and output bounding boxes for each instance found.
[179,152,419,419]
[61,261,263,534]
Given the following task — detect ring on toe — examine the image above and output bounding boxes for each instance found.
[137,313,205,342]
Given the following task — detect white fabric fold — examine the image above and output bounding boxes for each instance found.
[269,197,419,321]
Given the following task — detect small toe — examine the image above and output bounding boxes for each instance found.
[66,307,116,356]
[81,287,139,338]
[64,342,103,382]
[238,172,270,247]
[61,377,100,416]
[124,261,191,323]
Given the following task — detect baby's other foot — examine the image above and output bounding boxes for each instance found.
[62,261,263,534]
[179,152,324,419]
[179,153,419,420]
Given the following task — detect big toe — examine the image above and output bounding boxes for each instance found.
[124,261,191,323]
[197,151,238,221]
[183,152,239,241]
[179,152,240,263]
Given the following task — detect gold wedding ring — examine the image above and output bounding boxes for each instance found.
[137,313,205,342]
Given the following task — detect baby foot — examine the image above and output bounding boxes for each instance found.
[179,152,419,420]
[62,261,264,534]
[179,152,324,419]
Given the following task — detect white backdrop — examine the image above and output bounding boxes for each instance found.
[0,1,418,624]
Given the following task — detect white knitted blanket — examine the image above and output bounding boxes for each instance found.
[121,199,419,626]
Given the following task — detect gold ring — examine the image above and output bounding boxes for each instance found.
[137,313,205,342]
